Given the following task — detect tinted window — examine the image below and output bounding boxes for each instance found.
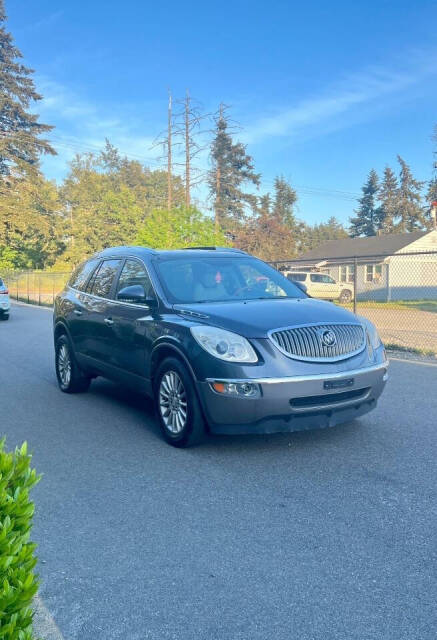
[310,274,323,282]
[116,259,154,301]
[288,273,306,282]
[322,275,335,283]
[69,259,100,291]
[89,259,121,298]
[154,256,305,304]
[0,278,3,287]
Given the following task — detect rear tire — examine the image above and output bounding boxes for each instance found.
[154,357,205,448]
[339,289,352,304]
[0,313,9,321]
[55,335,91,393]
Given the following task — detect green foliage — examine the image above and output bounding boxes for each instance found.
[272,176,298,230]
[0,440,41,640]
[208,108,260,230]
[396,155,425,231]
[300,216,348,252]
[350,169,381,237]
[0,246,19,271]
[136,207,228,249]
[378,166,398,233]
[0,1,55,177]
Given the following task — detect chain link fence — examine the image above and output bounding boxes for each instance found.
[3,249,437,357]
[271,249,437,358]
[4,271,70,306]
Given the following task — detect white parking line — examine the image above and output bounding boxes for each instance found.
[33,596,65,640]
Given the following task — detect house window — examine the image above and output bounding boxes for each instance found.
[340,265,355,283]
[365,264,383,283]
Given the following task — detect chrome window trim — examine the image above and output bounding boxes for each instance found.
[206,361,388,386]
[268,321,366,363]
[69,254,159,310]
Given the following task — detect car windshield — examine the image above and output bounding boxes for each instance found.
[153,256,306,304]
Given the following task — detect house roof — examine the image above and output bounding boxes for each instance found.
[299,231,430,261]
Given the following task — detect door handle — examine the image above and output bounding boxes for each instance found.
[73,309,82,316]
[104,317,114,326]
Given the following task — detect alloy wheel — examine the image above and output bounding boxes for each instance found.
[159,370,188,434]
[58,344,72,388]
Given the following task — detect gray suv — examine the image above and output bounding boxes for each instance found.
[53,246,388,447]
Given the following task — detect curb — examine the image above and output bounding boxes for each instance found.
[33,596,65,639]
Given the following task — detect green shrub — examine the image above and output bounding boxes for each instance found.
[0,440,41,640]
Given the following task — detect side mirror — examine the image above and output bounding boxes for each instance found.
[117,284,157,306]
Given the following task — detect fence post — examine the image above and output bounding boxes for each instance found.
[26,272,29,304]
[38,273,41,306]
[353,256,358,314]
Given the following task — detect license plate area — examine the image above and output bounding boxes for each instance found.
[323,377,354,390]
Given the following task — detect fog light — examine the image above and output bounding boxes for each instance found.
[210,381,261,397]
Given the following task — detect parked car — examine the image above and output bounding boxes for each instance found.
[0,277,10,320]
[53,247,388,447]
[284,271,354,303]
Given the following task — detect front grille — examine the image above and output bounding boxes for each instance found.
[269,323,366,362]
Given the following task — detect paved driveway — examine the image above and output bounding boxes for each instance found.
[1,303,437,640]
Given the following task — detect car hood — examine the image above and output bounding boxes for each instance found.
[175,298,361,338]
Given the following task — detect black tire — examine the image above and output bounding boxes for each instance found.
[339,289,352,304]
[55,335,91,393]
[154,357,205,448]
[0,313,9,321]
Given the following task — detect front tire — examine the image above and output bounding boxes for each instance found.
[154,357,205,447]
[55,335,91,393]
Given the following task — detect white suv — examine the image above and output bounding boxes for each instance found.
[0,278,10,320]
[284,271,353,303]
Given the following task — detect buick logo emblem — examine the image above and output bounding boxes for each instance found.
[320,329,337,347]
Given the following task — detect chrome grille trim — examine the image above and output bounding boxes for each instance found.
[268,322,366,362]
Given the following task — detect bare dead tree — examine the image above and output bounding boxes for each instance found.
[151,90,180,210]
[173,90,210,209]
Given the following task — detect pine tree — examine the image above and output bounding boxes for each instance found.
[349,169,380,237]
[396,155,425,231]
[272,176,298,230]
[378,166,398,233]
[0,0,55,176]
[208,105,260,231]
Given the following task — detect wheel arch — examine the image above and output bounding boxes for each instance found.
[150,341,198,388]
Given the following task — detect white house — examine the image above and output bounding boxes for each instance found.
[295,230,437,301]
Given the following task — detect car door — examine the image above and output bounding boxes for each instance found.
[108,258,159,382]
[321,274,340,300]
[81,258,123,370]
[309,273,326,298]
[65,258,101,356]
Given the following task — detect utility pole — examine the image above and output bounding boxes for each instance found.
[184,90,190,208]
[167,91,172,210]
[214,103,224,232]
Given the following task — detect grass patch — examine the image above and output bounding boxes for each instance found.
[384,342,437,357]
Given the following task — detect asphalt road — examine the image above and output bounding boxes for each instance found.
[1,303,437,640]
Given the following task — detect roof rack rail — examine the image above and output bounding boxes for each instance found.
[182,246,247,253]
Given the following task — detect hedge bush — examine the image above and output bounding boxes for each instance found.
[0,440,41,640]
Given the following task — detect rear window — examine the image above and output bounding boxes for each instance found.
[69,259,100,291]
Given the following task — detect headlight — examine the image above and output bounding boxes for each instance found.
[190,326,258,363]
[357,316,381,349]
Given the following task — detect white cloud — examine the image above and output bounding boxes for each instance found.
[243,49,437,145]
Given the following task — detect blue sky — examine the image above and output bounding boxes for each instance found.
[7,0,437,226]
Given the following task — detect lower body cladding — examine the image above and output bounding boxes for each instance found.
[196,362,388,435]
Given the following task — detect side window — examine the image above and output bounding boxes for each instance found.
[89,259,121,298]
[323,275,335,283]
[310,274,322,283]
[69,259,100,291]
[288,273,306,282]
[116,259,155,302]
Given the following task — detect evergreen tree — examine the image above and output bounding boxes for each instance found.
[208,106,260,231]
[378,166,399,233]
[0,0,55,176]
[396,155,425,231]
[272,176,298,229]
[349,169,380,237]
[301,217,348,252]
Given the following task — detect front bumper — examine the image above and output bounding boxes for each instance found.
[197,361,388,435]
